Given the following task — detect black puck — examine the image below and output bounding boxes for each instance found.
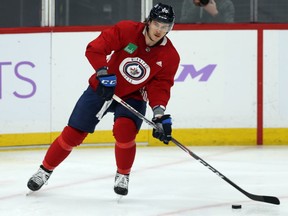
[232,204,242,209]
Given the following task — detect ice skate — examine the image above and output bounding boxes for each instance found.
[114,172,129,196]
[27,165,52,192]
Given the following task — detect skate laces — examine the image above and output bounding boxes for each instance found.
[115,173,129,189]
[32,168,50,186]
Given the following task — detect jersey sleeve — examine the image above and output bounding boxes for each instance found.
[146,49,180,109]
[85,22,125,71]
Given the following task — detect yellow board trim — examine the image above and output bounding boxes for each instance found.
[1,128,287,147]
[263,128,288,145]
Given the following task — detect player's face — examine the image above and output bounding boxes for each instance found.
[146,20,170,45]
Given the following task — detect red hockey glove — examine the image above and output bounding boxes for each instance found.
[152,114,172,144]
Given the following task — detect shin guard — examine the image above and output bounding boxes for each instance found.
[113,117,137,174]
[43,126,88,170]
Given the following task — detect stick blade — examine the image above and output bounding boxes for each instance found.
[249,194,280,205]
[262,196,280,205]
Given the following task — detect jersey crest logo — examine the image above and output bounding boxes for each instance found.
[124,43,138,54]
[119,57,151,85]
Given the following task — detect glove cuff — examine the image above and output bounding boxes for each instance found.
[153,105,165,118]
[96,66,108,77]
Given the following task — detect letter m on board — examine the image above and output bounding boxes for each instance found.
[175,64,216,82]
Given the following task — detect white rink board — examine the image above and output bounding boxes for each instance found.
[0,33,51,134]
[50,32,105,132]
[0,29,283,134]
[168,30,257,128]
[263,30,288,128]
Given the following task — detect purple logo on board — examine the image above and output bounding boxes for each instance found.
[0,61,36,99]
[0,61,216,100]
[175,64,216,82]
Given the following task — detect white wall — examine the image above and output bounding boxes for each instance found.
[263,30,288,128]
[168,30,257,128]
[0,33,51,133]
[0,29,286,135]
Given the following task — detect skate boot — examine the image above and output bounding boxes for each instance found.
[114,172,129,196]
[27,165,53,191]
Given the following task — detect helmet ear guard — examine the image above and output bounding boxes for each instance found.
[148,3,175,32]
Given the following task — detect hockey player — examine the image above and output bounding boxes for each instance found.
[27,2,180,196]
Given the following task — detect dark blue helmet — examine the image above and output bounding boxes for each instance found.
[149,3,175,26]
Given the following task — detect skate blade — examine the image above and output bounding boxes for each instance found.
[116,195,123,203]
[26,190,35,196]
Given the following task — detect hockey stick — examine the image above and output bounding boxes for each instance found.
[112,95,280,205]
[96,99,113,120]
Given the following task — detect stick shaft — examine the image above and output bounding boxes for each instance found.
[112,95,280,205]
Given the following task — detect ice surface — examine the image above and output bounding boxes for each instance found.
[0,145,287,216]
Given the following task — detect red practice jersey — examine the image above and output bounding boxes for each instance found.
[86,20,180,109]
